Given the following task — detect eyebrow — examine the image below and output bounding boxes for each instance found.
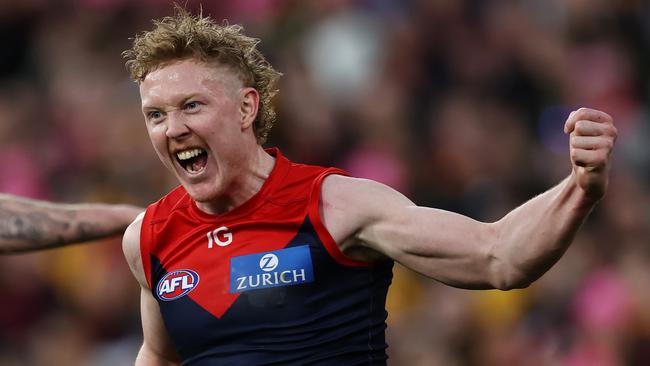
[141,93,202,112]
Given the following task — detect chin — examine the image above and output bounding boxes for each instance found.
[185,187,218,203]
[182,182,224,204]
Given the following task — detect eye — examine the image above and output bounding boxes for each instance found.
[147,110,164,122]
[184,101,201,112]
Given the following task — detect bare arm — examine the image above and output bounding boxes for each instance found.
[0,194,143,254]
[122,216,181,366]
[323,108,617,290]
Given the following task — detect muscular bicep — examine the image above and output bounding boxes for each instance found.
[322,176,498,289]
[360,204,498,288]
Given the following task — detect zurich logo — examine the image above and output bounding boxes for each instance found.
[230,245,314,293]
[156,269,200,301]
[259,253,279,272]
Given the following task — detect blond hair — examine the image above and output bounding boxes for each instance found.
[123,7,281,144]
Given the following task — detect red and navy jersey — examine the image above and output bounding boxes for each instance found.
[140,148,393,365]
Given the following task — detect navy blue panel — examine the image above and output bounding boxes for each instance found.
[150,217,393,365]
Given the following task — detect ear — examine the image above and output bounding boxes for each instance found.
[239,87,260,130]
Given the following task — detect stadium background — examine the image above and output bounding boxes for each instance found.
[1,1,649,365]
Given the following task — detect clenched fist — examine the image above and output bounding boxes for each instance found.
[564,108,617,201]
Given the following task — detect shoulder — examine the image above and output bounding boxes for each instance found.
[146,185,191,221]
[319,174,414,249]
[122,212,147,287]
[321,174,414,218]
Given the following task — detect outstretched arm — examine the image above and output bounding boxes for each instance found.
[0,193,143,254]
[322,108,617,290]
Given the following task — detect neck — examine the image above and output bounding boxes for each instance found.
[196,146,276,215]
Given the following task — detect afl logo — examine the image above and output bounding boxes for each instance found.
[156,269,200,301]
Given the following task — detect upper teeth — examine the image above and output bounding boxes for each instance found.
[177,148,203,161]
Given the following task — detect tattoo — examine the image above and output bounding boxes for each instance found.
[0,203,65,247]
[0,197,123,253]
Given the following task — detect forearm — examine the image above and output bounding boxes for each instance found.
[489,173,597,289]
[0,194,143,254]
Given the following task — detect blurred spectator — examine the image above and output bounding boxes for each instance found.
[1,0,648,364]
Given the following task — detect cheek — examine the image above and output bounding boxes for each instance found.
[147,127,171,160]
[147,130,162,150]
[147,123,167,142]
[199,117,235,142]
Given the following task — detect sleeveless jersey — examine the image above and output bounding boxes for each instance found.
[140,148,394,365]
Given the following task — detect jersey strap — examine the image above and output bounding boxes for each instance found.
[308,168,371,267]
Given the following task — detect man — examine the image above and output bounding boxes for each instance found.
[0,193,142,254]
[121,8,617,365]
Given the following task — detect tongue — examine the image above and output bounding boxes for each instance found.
[187,154,207,173]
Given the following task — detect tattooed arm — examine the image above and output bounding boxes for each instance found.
[0,193,144,254]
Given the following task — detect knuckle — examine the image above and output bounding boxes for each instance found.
[598,150,608,162]
[573,109,584,120]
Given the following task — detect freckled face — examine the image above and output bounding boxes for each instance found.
[139,59,248,204]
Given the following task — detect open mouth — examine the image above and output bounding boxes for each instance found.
[176,148,208,174]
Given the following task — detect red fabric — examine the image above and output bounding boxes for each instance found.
[139,149,367,318]
[308,169,369,267]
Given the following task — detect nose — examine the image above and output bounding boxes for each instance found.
[165,111,191,139]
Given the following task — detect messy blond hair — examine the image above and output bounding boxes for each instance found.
[123,7,281,144]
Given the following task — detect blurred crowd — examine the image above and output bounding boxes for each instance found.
[1,0,649,365]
